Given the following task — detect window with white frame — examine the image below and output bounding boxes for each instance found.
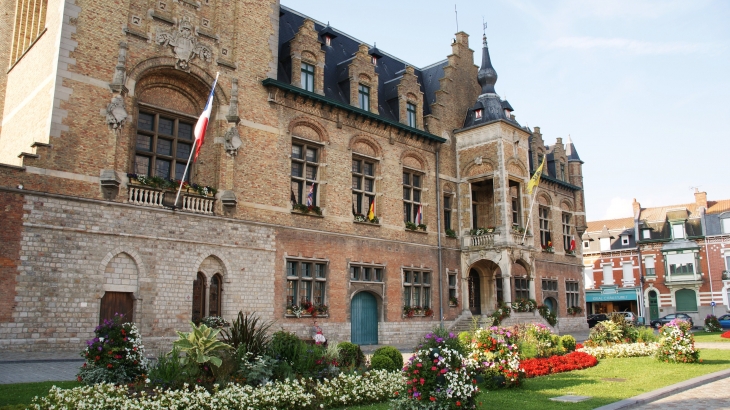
[621,235,630,246]
[286,259,327,308]
[644,255,656,276]
[600,237,611,252]
[566,281,579,308]
[290,141,319,206]
[350,264,384,283]
[642,229,652,239]
[352,157,376,217]
[584,266,594,288]
[722,218,730,234]
[583,240,590,250]
[622,262,634,284]
[403,269,431,308]
[672,223,685,239]
[300,62,315,92]
[602,264,614,285]
[667,252,694,275]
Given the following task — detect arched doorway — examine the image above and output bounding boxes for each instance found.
[351,292,378,345]
[192,272,206,324]
[468,269,481,315]
[543,297,557,314]
[648,290,659,320]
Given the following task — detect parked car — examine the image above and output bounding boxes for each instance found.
[650,313,694,329]
[616,311,637,324]
[718,314,730,329]
[587,314,609,328]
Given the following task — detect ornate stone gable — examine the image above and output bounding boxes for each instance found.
[348,44,379,114]
[289,19,326,95]
[397,66,424,128]
[156,17,212,70]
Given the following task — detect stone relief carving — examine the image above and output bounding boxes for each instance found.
[109,42,127,93]
[475,156,482,165]
[156,17,212,70]
[223,126,242,156]
[105,95,128,130]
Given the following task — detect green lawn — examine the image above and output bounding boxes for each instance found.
[692,331,730,343]
[4,350,730,410]
[343,349,730,410]
[0,381,80,409]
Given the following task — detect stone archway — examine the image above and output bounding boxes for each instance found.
[467,259,502,316]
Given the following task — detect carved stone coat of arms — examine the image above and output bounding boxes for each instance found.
[156,18,212,70]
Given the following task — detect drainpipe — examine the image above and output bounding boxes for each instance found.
[702,208,715,315]
[436,148,444,329]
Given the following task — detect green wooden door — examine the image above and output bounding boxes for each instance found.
[351,292,378,345]
[648,290,659,320]
[675,289,697,312]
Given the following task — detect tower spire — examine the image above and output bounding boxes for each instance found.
[477,21,497,95]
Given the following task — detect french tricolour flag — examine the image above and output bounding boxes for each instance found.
[415,204,423,225]
[193,73,219,162]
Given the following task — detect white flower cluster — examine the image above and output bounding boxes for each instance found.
[577,342,659,359]
[656,321,698,363]
[30,370,405,410]
[469,328,523,381]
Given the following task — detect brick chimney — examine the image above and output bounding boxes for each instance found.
[632,198,641,217]
[694,189,707,209]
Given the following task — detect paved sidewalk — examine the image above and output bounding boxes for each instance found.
[632,376,730,410]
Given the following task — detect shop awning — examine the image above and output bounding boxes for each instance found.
[585,286,639,303]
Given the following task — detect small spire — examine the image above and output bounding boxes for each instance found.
[477,23,497,94]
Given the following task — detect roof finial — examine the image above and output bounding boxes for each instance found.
[455,4,459,32]
[482,17,487,45]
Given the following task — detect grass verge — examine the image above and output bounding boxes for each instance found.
[0,381,80,409]
[692,331,730,343]
[342,349,730,410]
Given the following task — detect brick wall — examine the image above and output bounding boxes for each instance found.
[0,191,23,322]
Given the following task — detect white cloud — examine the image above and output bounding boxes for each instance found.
[549,36,710,55]
[602,197,635,220]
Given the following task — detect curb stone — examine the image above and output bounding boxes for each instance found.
[593,368,730,410]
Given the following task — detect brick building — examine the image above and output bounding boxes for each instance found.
[0,0,587,351]
[583,190,730,325]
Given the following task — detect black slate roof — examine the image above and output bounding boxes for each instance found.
[278,5,446,123]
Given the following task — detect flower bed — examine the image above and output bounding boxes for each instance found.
[656,319,699,363]
[467,327,523,388]
[704,315,722,332]
[519,351,598,378]
[31,370,405,410]
[577,342,659,359]
[722,330,730,339]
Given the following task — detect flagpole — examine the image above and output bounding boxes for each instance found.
[521,187,539,245]
[173,71,219,209]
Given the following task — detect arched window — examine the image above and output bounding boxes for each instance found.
[192,272,206,324]
[209,274,222,317]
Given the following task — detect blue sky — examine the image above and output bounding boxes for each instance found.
[281,0,729,221]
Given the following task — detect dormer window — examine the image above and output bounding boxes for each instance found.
[560,163,566,181]
[621,235,630,246]
[600,237,611,252]
[672,223,685,239]
[358,84,370,110]
[475,109,483,119]
[371,56,377,65]
[301,63,314,92]
[504,109,511,118]
[324,35,332,46]
[407,103,416,127]
[642,229,651,239]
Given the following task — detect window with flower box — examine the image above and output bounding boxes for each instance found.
[403,170,423,224]
[562,213,572,251]
[403,269,431,309]
[352,157,376,219]
[290,140,320,207]
[134,111,195,181]
[566,281,579,308]
[286,259,327,313]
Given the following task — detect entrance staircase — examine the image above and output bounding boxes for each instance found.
[448,310,557,334]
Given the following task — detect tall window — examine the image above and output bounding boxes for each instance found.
[560,163,566,181]
[10,0,47,64]
[406,102,416,127]
[448,271,457,301]
[514,277,529,300]
[403,170,422,223]
[286,260,327,307]
[539,206,551,247]
[134,112,195,181]
[644,256,656,276]
[602,264,614,285]
[209,274,222,317]
[358,84,370,110]
[566,281,579,308]
[192,272,206,324]
[300,62,315,92]
[443,195,453,231]
[291,142,319,206]
[496,277,504,303]
[350,264,384,282]
[509,181,521,226]
[562,213,572,251]
[352,157,375,216]
[403,270,431,308]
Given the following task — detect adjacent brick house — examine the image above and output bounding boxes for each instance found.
[0,1,587,351]
[583,190,730,326]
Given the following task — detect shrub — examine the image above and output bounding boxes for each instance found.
[490,303,511,325]
[369,354,397,371]
[220,311,273,358]
[656,319,699,363]
[372,346,404,370]
[417,327,465,355]
[537,305,557,327]
[337,341,365,370]
[518,340,538,359]
[238,352,276,386]
[560,335,577,352]
[200,316,229,329]
[173,321,232,368]
[636,326,659,343]
[77,314,148,385]
[586,320,624,346]
[704,315,722,332]
[523,323,558,358]
[147,347,198,390]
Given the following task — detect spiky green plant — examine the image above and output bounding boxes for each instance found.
[173,322,231,368]
[219,311,273,359]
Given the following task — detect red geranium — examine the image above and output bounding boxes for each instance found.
[520,351,598,378]
[721,330,730,339]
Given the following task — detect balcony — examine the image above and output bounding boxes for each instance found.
[127,185,215,215]
[664,272,703,286]
[462,229,533,251]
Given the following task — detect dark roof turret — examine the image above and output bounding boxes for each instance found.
[477,35,498,94]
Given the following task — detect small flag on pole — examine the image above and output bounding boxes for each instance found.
[415,204,423,225]
[306,184,314,206]
[367,199,375,220]
[527,155,546,194]
[570,236,576,251]
[193,73,219,162]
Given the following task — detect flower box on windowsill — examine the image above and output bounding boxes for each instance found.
[285,313,329,319]
[291,204,323,217]
[565,250,577,257]
[542,248,554,254]
[354,220,381,226]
